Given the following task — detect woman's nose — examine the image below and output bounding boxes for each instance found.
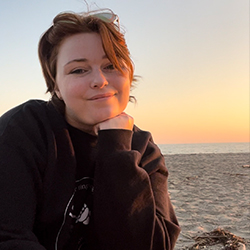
[90,69,108,89]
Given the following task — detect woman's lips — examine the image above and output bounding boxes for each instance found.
[88,93,115,101]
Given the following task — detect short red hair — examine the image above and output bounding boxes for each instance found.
[38,10,135,98]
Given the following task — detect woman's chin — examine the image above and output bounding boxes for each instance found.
[93,112,121,124]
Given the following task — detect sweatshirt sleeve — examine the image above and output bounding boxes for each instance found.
[90,128,180,250]
[0,103,47,250]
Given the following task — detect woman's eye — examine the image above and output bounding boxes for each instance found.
[104,64,116,71]
[70,68,86,74]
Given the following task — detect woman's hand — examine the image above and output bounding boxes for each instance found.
[94,113,134,134]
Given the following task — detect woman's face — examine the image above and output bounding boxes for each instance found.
[55,33,131,132]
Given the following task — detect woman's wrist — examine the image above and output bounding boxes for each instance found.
[95,112,134,133]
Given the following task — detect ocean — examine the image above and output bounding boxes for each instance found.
[158,142,250,155]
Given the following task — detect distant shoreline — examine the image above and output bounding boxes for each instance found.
[163,151,250,156]
[158,142,249,155]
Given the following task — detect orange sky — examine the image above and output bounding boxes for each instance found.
[0,0,249,145]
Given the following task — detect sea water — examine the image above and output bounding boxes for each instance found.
[158,142,250,155]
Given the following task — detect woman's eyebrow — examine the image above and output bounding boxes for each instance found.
[64,58,88,66]
[64,55,108,67]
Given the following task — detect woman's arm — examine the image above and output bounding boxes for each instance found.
[90,126,180,250]
[0,104,47,250]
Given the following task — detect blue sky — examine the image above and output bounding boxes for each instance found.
[0,0,249,143]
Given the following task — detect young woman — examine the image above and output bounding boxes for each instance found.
[0,9,180,250]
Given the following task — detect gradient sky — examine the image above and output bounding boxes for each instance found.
[0,0,249,144]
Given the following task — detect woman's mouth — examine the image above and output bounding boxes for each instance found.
[88,93,115,101]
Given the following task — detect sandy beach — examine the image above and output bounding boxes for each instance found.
[165,153,250,249]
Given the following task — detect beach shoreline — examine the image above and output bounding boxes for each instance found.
[165,153,250,249]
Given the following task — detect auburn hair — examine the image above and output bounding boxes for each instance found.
[38,11,134,97]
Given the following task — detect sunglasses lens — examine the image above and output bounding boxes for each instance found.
[90,10,119,31]
[91,12,116,23]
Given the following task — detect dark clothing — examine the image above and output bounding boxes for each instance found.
[0,100,180,250]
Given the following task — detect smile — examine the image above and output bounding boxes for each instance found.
[88,93,115,101]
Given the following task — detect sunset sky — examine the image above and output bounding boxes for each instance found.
[0,0,249,144]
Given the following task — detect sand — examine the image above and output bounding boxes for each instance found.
[165,153,250,250]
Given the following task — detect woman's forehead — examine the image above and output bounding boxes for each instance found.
[57,33,106,64]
